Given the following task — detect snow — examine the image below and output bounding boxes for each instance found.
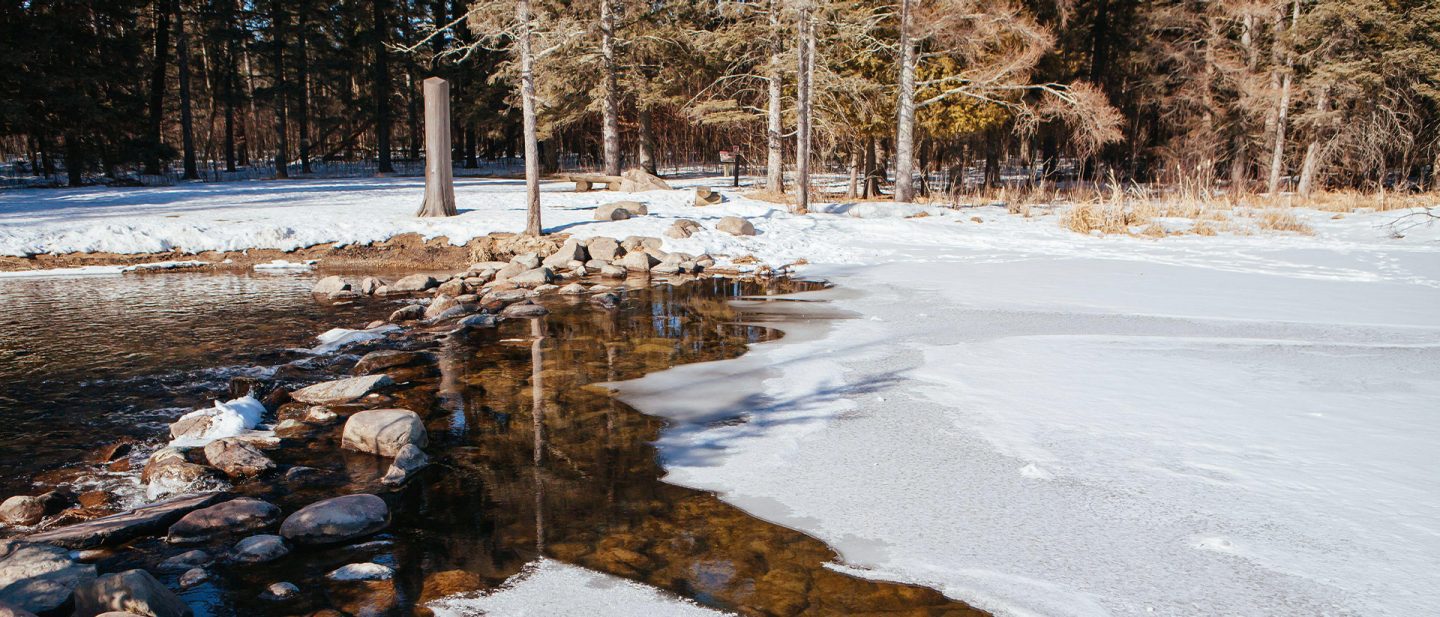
[327,562,395,581]
[165,395,268,449]
[4,176,1439,616]
[309,324,398,354]
[0,260,206,278]
[427,559,731,617]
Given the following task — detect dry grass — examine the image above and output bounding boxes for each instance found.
[1252,209,1314,234]
[1059,198,1158,235]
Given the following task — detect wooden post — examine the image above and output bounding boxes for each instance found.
[417,77,457,217]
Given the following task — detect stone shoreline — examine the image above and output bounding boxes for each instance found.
[0,232,784,617]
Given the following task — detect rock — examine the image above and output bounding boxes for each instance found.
[593,203,632,221]
[77,491,111,510]
[353,350,434,375]
[177,569,208,589]
[434,278,465,297]
[615,201,649,215]
[665,219,702,239]
[0,497,44,527]
[0,540,96,615]
[389,274,438,294]
[24,493,229,550]
[274,419,311,439]
[599,264,627,278]
[651,263,681,275]
[156,550,211,572]
[139,449,221,501]
[95,613,147,617]
[458,314,498,329]
[326,563,394,581]
[716,216,756,236]
[341,410,427,457]
[427,304,477,321]
[304,407,339,424]
[0,601,37,617]
[694,186,723,206]
[387,305,424,322]
[91,441,134,464]
[231,534,288,564]
[357,277,383,295]
[311,276,351,296]
[542,239,588,268]
[328,290,360,301]
[72,569,190,617]
[510,253,543,269]
[282,467,335,489]
[507,267,553,288]
[380,445,429,487]
[590,293,621,310]
[622,236,664,252]
[587,237,624,261]
[424,294,458,319]
[619,251,660,271]
[499,302,549,319]
[290,375,393,405]
[259,582,299,601]
[492,261,528,283]
[167,498,280,544]
[487,288,531,304]
[558,283,588,295]
[278,494,389,545]
[532,284,560,294]
[619,168,672,191]
[202,438,275,479]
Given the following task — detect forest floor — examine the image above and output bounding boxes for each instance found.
[2,176,1439,616]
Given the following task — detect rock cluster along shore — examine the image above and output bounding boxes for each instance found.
[0,231,787,616]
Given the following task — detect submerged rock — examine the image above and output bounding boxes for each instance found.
[230,534,288,564]
[326,563,394,581]
[72,569,190,617]
[177,568,208,589]
[380,445,429,487]
[499,301,549,319]
[156,550,212,572]
[259,582,299,602]
[342,410,427,458]
[353,350,434,375]
[279,494,389,545]
[388,274,437,294]
[0,539,97,615]
[457,314,498,329]
[25,493,229,550]
[167,498,280,544]
[290,375,393,405]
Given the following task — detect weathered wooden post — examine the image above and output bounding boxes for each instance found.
[416,77,457,217]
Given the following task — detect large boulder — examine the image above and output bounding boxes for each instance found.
[587,237,624,261]
[311,276,351,296]
[202,439,274,479]
[72,570,190,617]
[25,493,229,550]
[278,495,389,545]
[716,216,756,236]
[0,540,96,615]
[353,350,434,376]
[388,274,438,294]
[619,168,672,192]
[593,203,632,221]
[230,535,288,564]
[167,498,280,544]
[290,375,393,405]
[507,267,554,288]
[541,240,587,268]
[341,410,427,458]
[619,251,660,272]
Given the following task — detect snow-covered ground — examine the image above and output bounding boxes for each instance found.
[429,559,730,617]
[4,177,1438,616]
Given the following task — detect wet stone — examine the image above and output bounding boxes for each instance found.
[231,534,288,564]
[72,569,189,617]
[279,494,389,545]
[202,438,275,479]
[167,497,280,544]
[177,568,209,589]
[259,582,299,601]
[156,549,212,572]
[290,375,393,405]
[0,539,96,615]
[342,409,427,457]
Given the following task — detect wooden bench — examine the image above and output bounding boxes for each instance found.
[558,173,624,192]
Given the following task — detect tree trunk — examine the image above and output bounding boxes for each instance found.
[374,0,394,173]
[297,4,312,173]
[765,0,784,193]
[893,0,917,203]
[145,0,173,176]
[518,0,542,236]
[64,134,83,187]
[1265,0,1299,195]
[271,0,289,179]
[1296,87,1328,196]
[637,107,657,174]
[176,3,199,180]
[862,135,877,197]
[600,0,621,176]
[846,143,859,198]
[794,6,813,214]
[417,78,457,217]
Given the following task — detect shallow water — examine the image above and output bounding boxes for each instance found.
[0,271,392,494]
[1,271,980,616]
